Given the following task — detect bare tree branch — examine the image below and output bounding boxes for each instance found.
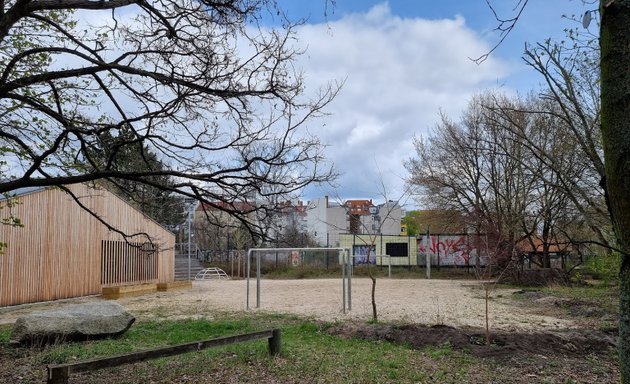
[0,0,339,238]
[471,0,529,64]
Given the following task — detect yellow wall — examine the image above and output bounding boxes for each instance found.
[339,234,417,266]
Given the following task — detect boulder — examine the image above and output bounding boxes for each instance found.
[11,301,135,345]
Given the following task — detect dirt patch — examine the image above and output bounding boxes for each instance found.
[327,322,617,359]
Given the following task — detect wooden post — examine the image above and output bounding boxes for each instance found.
[268,329,281,356]
[48,366,69,384]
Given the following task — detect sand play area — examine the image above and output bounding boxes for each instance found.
[0,278,577,332]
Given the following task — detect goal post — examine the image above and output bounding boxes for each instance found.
[245,247,352,313]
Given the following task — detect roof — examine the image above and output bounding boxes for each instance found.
[0,186,46,200]
[1,183,175,234]
[516,235,571,254]
[345,199,373,215]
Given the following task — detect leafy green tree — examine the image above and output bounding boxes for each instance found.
[402,210,420,236]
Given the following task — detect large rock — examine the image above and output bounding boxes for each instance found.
[11,302,135,345]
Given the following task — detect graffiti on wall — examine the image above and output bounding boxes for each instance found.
[353,245,376,265]
[417,234,485,266]
[291,250,300,266]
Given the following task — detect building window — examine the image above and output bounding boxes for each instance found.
[386,242,408,257]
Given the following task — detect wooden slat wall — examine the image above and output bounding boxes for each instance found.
[101,241,159,287]
[0,184,175,307]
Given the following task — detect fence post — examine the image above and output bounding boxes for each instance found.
[268,329,282,356]
[342,250,346,314]
[347,251,352,311]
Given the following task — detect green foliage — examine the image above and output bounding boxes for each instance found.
[583,252,621,285]
[402,210,420,236]
[0,193,25,254]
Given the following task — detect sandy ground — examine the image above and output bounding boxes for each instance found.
[0,278,577,332]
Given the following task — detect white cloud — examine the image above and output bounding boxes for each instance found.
[65,4,513,206]
[296,3,513,202]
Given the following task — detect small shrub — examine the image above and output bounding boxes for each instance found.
[583,252,620,285]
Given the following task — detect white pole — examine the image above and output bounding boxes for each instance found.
[388,255,391,278]
[246,249,251,310]
[187,204,192,280]
[426,225,431,279]
[242,247,349,312]
[348,251,352,311]
[342,250,346,314]
[256,252,261,308]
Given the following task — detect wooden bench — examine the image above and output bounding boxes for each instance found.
[101,283,157,299]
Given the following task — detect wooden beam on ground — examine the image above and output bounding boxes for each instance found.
[47,329,281,384]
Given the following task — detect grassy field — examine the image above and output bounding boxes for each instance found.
[0,282,620,384]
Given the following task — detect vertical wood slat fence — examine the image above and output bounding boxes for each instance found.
[101,240,158,287]
[1,184,176,307]
[47,329,282,384]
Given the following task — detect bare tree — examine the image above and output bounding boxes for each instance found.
[406,90,607,273]
[407,93,532,270]
[468,1,630,379]
[0,0,339,240]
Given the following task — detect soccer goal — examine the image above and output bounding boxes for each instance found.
[245,247,353,313]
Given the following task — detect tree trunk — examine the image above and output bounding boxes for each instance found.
[600,1,630,381]
[542,221,551,269]
[370,271,377,322]
[366,247,378,322]
[475,226,482,278]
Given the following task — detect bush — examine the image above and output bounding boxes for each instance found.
[582,252,620,285]
[500,268,570,287]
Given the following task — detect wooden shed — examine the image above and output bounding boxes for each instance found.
[0,183,175,307]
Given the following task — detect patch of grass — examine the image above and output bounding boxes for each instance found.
[0,313,619,383]
[424,342,454,358]
[1,315,473,383]
[541,285,618,311]
[0,325,11,343]
[38,318,261,365]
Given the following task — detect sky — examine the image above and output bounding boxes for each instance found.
[267,1,596,207]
